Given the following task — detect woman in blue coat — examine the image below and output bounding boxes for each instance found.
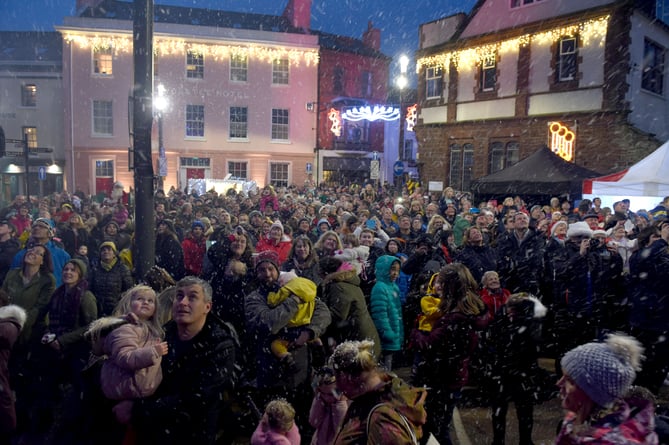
[370,255,403,371]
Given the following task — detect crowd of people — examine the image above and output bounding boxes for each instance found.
[0,182,667,445]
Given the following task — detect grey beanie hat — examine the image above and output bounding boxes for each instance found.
[560,333,644,407]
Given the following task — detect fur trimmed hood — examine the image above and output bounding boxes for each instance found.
[0,304,27,329]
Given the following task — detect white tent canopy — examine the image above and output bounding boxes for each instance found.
[583,140,669,197]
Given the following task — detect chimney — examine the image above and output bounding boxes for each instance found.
[76,0,104,14]
[363,21,381,51]
[283,0,312,30]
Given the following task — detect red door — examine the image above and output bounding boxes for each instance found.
[186,168,205,180]
[96,177,114,197]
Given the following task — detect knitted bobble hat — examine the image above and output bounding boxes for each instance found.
[561,333,644,407]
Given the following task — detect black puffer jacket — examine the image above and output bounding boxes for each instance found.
[89,260,133,316]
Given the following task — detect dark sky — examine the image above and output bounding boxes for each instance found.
[0,0,476,81]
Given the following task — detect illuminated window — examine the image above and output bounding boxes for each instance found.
[426,66,443,99]
[361,71,372,97]
[642,38,665,95]
[22,127,37,149]
[489,141,519,173]
[511,0,543,7]
[557,37,577,82]
[230,54,248,82]
[272,58,289,85]
[480,55,497,91]
[92,100,113,136]
[186,50,204,79]
[271,109,289,141]
[21,84,37,107]
[449,143,474,191]
[333,67,344,94]
[270,162,289,188]
[93,45,113,75]
[186,105,204,137]
[228,161,247,179]
[229,107,248,139]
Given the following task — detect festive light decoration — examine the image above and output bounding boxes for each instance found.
[549,121,575,161]
[341,105,400,122]
[62,32,320,66]
[406,104,417,132]
[328,108,342,137]
[416,15,609,72]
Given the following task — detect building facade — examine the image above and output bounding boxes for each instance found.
[415,0,669,195]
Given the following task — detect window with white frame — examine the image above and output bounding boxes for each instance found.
[22,126,37,150]
[480,54,497,91]
[181,157,210,167]
[271,109,289,141]
[272,58,289,85]
[228,161,248,179]
[270,162,289,188]
[489,141,520,173]
[93,45,113,75]
[21,84,37,107]
[557,37,577,82]
[186,105,205,137]
[642,38,665,95]
[426,66,443,99]
[93,100,113,136]
[95,160,114,179]
[449,143,474,191]
[229,107,248,139]
[186,50,204,79]
[230,54,248,82]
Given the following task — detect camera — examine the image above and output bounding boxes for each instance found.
[589,238,601,249]
[41,333,56,344]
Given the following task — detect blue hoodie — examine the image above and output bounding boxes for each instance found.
[370,255,403,352]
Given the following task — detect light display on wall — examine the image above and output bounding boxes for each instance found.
[416,15,609,72]
[406,104,417,132]
[328,108,342,137]
[62,32,320,66]
[549,122,575,161]
[341,105,399,122]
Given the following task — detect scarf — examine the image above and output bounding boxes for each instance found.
[101,256,118,272]
[48,279,89,336]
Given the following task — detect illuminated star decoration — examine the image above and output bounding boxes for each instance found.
[328,108,342,137]
[549,122,576,161]
[341,105,400,122]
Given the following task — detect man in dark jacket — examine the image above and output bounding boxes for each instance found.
[495,212,544,294]
[115,277,237,445]
[0,221,19,285]
[88,241,133,316]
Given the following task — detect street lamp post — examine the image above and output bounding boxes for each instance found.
[395,55,409,192]
[154,84,168,191]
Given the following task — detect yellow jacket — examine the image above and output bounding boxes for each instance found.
[417,273,442,332]
[267,277,317,327]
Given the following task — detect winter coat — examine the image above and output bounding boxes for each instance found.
[282,257,322,285]
[370,255,403,352]
[97,318,163,400]
[181,235,206,277]
[0,305,26,434]
[89,259,133,316]
[1,269,56,345]
[627,239,669,332]
[455,244,497,285]
[46,281,97,357]
[309,393,348,445]
[11,240,71,287]
[0,237,20,285]
[250,422,301,445]
[155,233,185,281]
[268,277,317,327]
[555,396,658,445]
[61,227,91,258]
[320,266,381,358]
[479,287,510,320]
[256,235,292,267]
[333,374,427,445]
[245,282,331,389]
[132,316,238,445]
[495,228,545,294]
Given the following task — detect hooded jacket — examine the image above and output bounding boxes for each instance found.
[0,305,26,433]
[334,374,427,445]
[370,255,403,352]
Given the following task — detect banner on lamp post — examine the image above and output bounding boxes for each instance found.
[158,144,167,177]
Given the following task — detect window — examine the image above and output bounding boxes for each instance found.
[181,157,210,167]
[426,66,443,99]
[449,143,474,191]
[272,58,289,85]
[402,139,414,161]
[271,109,289,141]
[93,45,113,75]
[659,0,669,27]
[511,0,543,7]
[230,54,248,82]
[557,37,577,82]
[642,38,665,95]
[480,55,497,91]
[96,160,114,177]
[186,50,204,79]
[228,161,248,179]
[229,107,248,139]
[489,141,520,173]
[22,127,37,150]
[361,71,372,97]
[93,100,113,136]
[270,162,289,188]
[333,67,344,94]
[186,105,205,137]
[21,84,37,107]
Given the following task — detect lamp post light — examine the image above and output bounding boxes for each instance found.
[395,55,409,192]
[154,84,168,191]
